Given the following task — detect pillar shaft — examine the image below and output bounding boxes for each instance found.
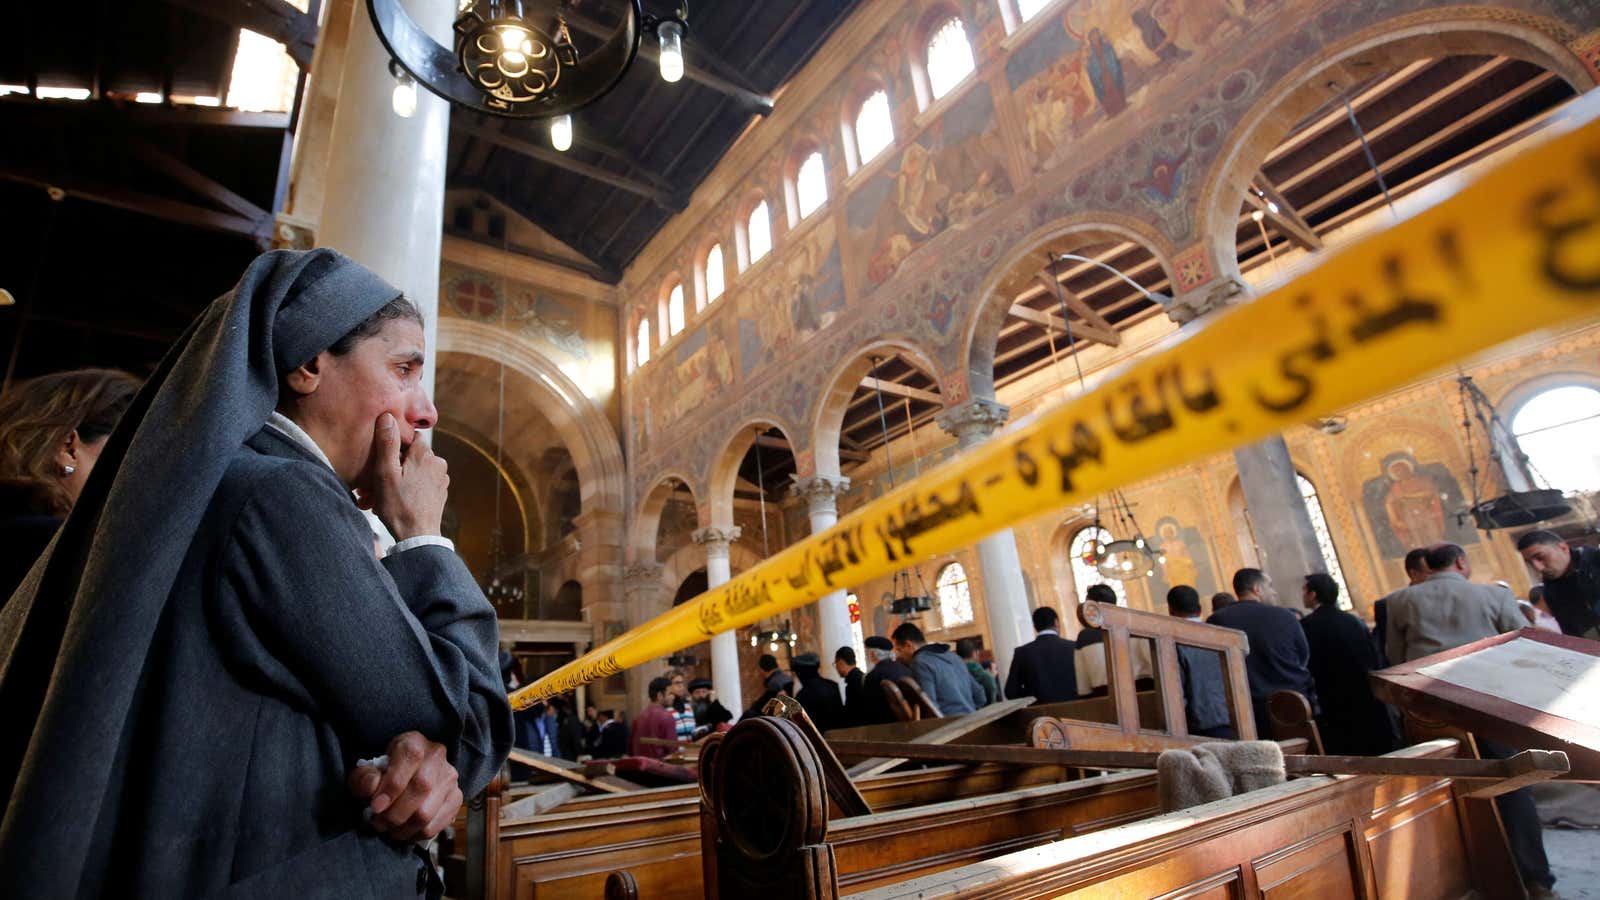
[313,0,452,397]
[1233,436,1325,607]
[694,526,744,715]
[937,399,1031,683]
[793,475,852,700]
[620,563,667,716]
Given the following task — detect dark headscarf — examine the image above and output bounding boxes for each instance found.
[0,249,401,879]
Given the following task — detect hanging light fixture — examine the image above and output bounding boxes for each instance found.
[549,112,573,150]
[389,58,417,118]
[867,356,935,616]
[370,0,689,119]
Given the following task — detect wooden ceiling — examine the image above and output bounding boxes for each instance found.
[447,1,862,282]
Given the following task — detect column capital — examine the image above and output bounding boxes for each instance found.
[692,525,742,558]
[1166,275,1247,324]
[790,474,851,515]
[937,398,1011,446]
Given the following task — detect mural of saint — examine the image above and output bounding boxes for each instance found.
[895,143,949,237]
[1361,451,1479,558]
[1149,516,1217,600]
[1081,28,1126,115]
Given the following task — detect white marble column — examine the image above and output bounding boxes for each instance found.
[314,0,453,397]
[792,474,853,697]
[1232,436,1326,608]
[693,526,744,715]
[938,399,1033,684]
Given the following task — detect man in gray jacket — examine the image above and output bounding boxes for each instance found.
[1384,542,1554,897]
[892,622,985,716]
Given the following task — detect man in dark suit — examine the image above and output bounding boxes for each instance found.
[791,652,846,731]
[834,646,866,727]
[1004,606,1078,703]
[857,636,913,726]
[1208,568,1317,738]
[592,709,629,758]
[1298,574,1395,756]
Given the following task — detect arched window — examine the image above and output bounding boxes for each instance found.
[1016,0,1051,21]
[925,16,975,102]
[935,562,975,627]
[1297,474,1352,610]
[746,200,772,267]
[703,243,725,305]
[635,318,651,366]
[1069,526,1128,605]
[665,281,685,337]
[1512,384,1600,492]
[854,89,894,168]
[795,151,827,220]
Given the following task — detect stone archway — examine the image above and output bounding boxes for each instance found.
[963,214,1178,401]
[811,336,945,478]
[1193,8,1594,288]
[706,416,801,530]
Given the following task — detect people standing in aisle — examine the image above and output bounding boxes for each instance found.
[858,636,913,726]
[1208,568,1317,738]
[1372,548,1430,667]
[1517,529,1600,638]
[791,651,846,731]
[1165,586,1237,739]
[893,622,985,715]
[740,653,795,720]
[630,677,678,760]
[667,670,697,742]
[1006,606,1079,702]
[592,709,629,759]
[688,677,734,735]
[834,647,865,726]
[1298,574,1396,756]
[956,637,999,706]
[1384,543,1557,897]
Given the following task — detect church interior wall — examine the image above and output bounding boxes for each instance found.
[584,0,1600,672]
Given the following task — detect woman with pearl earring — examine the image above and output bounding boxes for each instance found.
[0,368,139,602]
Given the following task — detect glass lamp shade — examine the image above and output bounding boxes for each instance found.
[657,19,684,82]
[550,113,573,150]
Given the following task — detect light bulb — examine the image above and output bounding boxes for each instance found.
[1267,200,1280,214]
[500,26,530,65]
[1146,569,1155,577]
[391,72,417,118]
[1158,554,1167,564]
[1121,560,1133,572]
[769,642,779,652]
[1135,538,1145,549]
[657,20,684,83]
[550,114,573,152]
[1251,208,1266,222]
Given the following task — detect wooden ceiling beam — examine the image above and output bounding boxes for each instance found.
[1245,173,1322,252]
[158,0,318,67]
[0,168,270,242]
[128,138,267,222]
[561,10,775,113]
[859,376,941,404]
[455,120,686,210]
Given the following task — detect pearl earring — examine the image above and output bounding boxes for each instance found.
[62,465,76,476]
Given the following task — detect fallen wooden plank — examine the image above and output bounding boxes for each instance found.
[507,748,631,794]
[500,783,581,818]
[842,697,1034,778]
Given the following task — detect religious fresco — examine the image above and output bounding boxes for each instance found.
[621,0,1599,500]
[845,81,1013,296]
[740,217,847,373]
[442,265,592,361]
[1148,515,1218,598]
[1361,450,1479,558]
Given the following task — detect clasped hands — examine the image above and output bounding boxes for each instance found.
[347,731,462,842]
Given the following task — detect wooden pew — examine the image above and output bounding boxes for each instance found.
[704,722,1531,900]
[488,759,1088,899]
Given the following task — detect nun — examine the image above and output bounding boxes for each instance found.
[0,250,513,898]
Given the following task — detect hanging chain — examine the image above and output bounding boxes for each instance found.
[753,428,770,559]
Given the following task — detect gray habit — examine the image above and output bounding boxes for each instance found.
[0,249,513,898]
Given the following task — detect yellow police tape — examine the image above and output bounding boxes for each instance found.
[510,90,1600,710]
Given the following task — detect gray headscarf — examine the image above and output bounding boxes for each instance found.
[0,249,402,878]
